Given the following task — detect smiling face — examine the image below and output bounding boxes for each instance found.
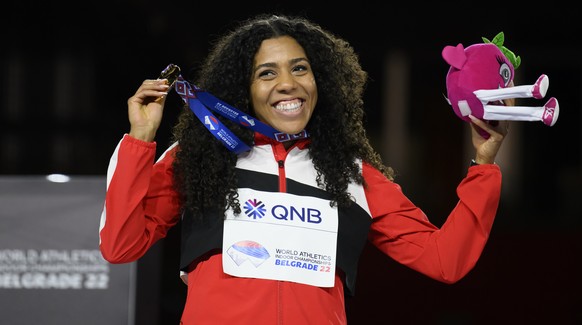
[250,36,318,135]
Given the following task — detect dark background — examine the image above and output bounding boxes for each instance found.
[2,2,580,324]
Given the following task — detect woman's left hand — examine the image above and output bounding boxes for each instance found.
[469,116,509,165]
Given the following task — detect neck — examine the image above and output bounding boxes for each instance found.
[283,140,297,150]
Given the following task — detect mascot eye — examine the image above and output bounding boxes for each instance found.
[499,63,512,87]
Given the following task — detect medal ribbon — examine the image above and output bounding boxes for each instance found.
[161,64,309,154]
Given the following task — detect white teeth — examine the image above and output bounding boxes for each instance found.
[274,101,301,112]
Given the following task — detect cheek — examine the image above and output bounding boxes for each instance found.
[309,78,317,94]
[250,83,269,103]
[249,90,268,119]
[249,86,261,111]
[310,83,318,103]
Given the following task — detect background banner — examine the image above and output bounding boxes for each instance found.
[0,176,135,325]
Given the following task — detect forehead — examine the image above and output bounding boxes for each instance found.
[254,36,307,63]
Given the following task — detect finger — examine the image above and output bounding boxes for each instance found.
[468,115,507,137]
[135,79,170,94]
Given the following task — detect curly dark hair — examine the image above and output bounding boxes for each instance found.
[171,13,394,222]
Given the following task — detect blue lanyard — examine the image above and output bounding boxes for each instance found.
[163,64,309,154]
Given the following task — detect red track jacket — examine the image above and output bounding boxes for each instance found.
[99,133,502,324]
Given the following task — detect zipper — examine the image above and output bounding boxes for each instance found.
[272,143,288,193]
[272,142,288,324]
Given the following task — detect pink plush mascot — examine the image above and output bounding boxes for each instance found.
[442,32,559,138]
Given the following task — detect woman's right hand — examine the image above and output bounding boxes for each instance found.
[127,79,170,142]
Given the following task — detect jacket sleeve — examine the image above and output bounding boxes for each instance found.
[98,134,181,264]
[363,163,502,283]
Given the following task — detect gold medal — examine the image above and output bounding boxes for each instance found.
[159,63,181,88]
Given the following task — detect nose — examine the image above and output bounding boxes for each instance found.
[275,71,297,92]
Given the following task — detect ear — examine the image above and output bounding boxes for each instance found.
[442,43,467,69]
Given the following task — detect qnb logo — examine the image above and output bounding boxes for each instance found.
[272,205,322,224]
[244,199,266,219]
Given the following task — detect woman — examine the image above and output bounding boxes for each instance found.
[99,13,508,324]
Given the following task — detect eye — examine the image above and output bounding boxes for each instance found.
[293,64,307,72]
[257,69,276,79]
[291,64,310,77]
[499,62,512,87]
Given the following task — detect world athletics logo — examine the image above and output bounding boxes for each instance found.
[226,240,270,267]
[203,115,218,131]
[244,198,266,219]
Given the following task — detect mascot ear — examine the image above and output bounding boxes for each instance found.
[442,43,466,69]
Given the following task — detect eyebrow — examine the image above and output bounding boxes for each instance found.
[253,57,309,72]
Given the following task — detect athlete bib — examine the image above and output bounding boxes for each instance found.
[222,188,338,287]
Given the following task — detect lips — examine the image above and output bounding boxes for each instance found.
[273,99,303,112]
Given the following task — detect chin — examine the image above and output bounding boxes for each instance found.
[272,122,306,135]
[280,127,305,135]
